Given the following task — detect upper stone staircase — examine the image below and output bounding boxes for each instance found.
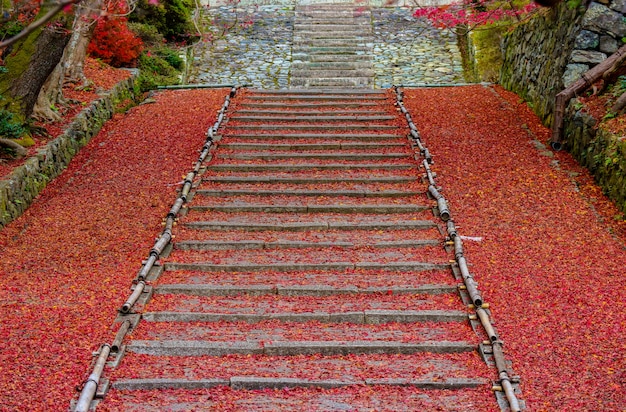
[291,4,375,88]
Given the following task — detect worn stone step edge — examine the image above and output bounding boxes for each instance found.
[188,204,429,214]
[246,89,384,95]
[194,189,421,197]
[288,70,376,77]
[183,220,435,231]
[294,55,372,62]
[289,79,374,85]
[173,239,440,251]
[227,124,396,130]
[205,164,415,172]
[229,115,392,121]
[155,284,457,297]
[220,132,406,139]
[217,153,407,160]
[245,95,385,101]
[240,102,380,108]
[291,63,374,70]
[222,133,402,140]
[203,176,417,184]
[126,340,476,356]
[142,310,468,324]
[113,377,486,391]
[233,109,387,115]
[217,142,406,150]
[164,261,449,273]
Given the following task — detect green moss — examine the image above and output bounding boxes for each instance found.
[470,23,508,82]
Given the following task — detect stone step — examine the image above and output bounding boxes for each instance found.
[155,283,456,297]
[164,261,449,273]
[227,124,396,130]
[188,204,429,214]
[297,5,368,11]
[113,377,486,392]
[239,101,380,108]
[202,176,418,184]
[183,220,435,232]
[232,109,388,116]
[246,88,384,95]
[245,94,385,101]
[229,114,392,122]
[293,32,371,39]
[216,152,407,160]
[291,46,372,54]
[156,268,452,291]
[194,188,419,197]
[289,69,376,78]
[293,38,371,46]
[290,78,373,88]
[205,163,415,172]
[217,143,404,151]
[142,310,468,324]
[295,54,372,62]
[127,340,475,357]
[292,62,373,70]
[173,239,440,251]
[294,25,372,32]
[220,133,402,141]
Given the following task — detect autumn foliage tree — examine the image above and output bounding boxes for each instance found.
[413,0,538,32]
[87,1,143,67]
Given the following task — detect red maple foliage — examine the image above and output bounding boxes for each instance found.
[0,88,227,411]
[87,2,143,67]
[404,85,626,411]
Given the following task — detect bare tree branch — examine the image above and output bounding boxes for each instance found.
[0,0,82,49]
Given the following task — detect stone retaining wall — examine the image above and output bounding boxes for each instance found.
[564,101,626,211]
[501,0,626,126]
[0,71,141,229]
[500,3,583,126]
[501,2,626,213]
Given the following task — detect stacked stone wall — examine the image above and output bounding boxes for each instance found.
[501,1,626,213]
[500,3,583,126]
[564,100,626,211]
[0,72,141,228]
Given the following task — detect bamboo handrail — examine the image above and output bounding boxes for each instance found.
[550,44,626,150]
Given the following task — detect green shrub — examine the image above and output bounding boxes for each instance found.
[0,20,24,39]
[129,0,195,42]
[128,22,165,47]
[0,109,25,139]
[155,47,184,70]
[136,52,180,91]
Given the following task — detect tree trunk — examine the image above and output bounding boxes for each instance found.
[0,138,28,157]
[6,24,69,120]
[32,0,102,121]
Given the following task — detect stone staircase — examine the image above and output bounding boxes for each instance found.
[291,4,375,88]
[102,89,494,410]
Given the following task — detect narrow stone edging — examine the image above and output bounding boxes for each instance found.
[154,284,457,296]
[126,340,476,356]
[0,71,141,229]
[113,376,486,391]
[141,309,468,323]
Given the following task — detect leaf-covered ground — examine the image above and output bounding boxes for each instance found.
[404,85,626,411]
[0,57,132,178]
[0,88,227,411]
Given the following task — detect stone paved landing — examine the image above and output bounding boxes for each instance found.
[188,2,465,87]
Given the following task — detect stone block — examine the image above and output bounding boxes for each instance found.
[575,30,600,49]
[599,35,620,53]
[583,2,626,37]
[571,49,607,64]
[562,63,590,87]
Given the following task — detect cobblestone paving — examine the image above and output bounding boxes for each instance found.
[188,4,465,88]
